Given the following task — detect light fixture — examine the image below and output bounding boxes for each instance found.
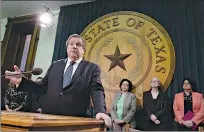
[38,4,54,28]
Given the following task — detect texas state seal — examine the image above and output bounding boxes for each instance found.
[81,11,175,110]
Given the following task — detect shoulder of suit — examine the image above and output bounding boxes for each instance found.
[143,90,150,95]
[175,92,183,96]
[85,60,101,71]
[160,91,169,99]
[192,92,203,98]
[127,92,136,98]
[86,60,99,67]
[52,59,66,64]
[160,91,167,95]
[128,92,135,96]
[115,92,121,96]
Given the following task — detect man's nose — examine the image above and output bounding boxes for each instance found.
[72,44,77,48]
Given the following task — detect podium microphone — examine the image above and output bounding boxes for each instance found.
[1,68,43,77]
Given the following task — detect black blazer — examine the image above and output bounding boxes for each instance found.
[143,90,171,123]
[18,59,106,117]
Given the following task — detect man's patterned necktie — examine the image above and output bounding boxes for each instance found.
[63,61,75,88]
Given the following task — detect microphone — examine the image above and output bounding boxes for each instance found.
[30,68,43,75]
[1,68,43,77]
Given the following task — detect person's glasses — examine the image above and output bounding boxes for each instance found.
[122,84,129,86]
[184,82,190,85]
[151,81,159,83]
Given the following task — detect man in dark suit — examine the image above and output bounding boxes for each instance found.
[4,34,111,127]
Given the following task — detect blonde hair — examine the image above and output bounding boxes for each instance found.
[150,77,163,91]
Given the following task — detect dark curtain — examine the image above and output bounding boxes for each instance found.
[53,0,204,96]
[53,0,204,129]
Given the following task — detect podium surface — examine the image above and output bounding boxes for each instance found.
[1,111,105,131]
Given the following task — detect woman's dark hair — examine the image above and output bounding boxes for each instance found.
[182,78,197,92]
[119,79,133,92]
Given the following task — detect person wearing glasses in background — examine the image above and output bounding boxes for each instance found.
[110,79,136,131]
[173,78,204,131]
[143,77,172,131]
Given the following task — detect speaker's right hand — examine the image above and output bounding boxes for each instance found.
[150,114,157,122]
[5,65,22,86]
[154,119,160,124]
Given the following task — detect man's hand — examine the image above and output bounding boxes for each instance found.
[37,108,42,113]
[154,119,160,124]
[150,114,157,122]
[5,65,22,86]
[95,113,111,128]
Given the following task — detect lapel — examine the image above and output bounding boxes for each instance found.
[122,92,130,118]
[154,92,161,109]
[123,92,129,106]
[115,93,122,111]
[180,92,184,114]
[192,92,197,110]
[68,59,88,86]
[147,91,155,111]
[58,59,67,89]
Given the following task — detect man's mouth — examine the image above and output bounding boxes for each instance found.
[71,50,78,53]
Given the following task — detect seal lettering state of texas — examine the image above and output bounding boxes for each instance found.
[81,11,175,110]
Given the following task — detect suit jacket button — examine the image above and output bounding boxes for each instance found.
[60,92,63,95]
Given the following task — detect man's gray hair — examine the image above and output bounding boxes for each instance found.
[66,34,86,49]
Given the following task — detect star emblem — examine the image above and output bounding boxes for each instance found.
[104,45,131,71]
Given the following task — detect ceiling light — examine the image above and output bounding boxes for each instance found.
[38,4,54,28]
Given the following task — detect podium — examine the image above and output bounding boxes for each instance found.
[1,111,105,131]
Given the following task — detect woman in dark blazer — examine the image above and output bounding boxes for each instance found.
[110,79,136,131]
[143,77,172,131]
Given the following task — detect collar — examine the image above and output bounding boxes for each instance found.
[67,57,83,65]
[184,91,192,96]
[184,91,192,101]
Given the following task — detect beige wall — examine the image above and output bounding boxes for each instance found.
[0,9,60,81]
[1,18,8,42]
[32,9,60,81]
